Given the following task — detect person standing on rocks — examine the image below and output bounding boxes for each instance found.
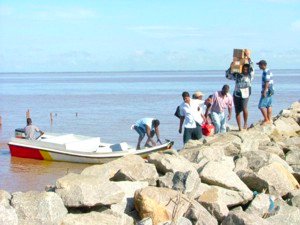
[179,91,204,144]
[206,85,233,133]
[133,118,162,150]
[257,60,274,125]
[226,56,254,131]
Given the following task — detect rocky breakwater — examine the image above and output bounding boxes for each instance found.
[0,101,300,225]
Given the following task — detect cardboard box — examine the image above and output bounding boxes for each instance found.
[233,49,244,58]
[230,64,243,73]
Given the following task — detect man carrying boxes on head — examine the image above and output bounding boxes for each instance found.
[226,49,254,131]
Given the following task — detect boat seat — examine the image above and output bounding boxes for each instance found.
[110,142,129,151]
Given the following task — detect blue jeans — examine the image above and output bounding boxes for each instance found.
[211,112,226,133]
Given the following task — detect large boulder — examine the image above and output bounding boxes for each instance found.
[258,143,285,159]
[0,205,18,225]
[0,190,11,208]
[147,152,197,175]
[199,161,252,195]
[286,150,300,169]
[257,162,299,196]
[245,193,270,217]
[134,187,217,225]
[234,130,270,153]
[236,170,269,192]
[273,116,300,138]
[171,170,201,196]
[179,145,225,163]
[82,155,158,185]
[55,173,125,207]
[11,191,67,225]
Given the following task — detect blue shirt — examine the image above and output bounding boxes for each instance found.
[262,68,274,94]
[135,118,155,132]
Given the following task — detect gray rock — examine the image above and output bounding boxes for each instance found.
[236,170,269,192]
[157,217,193,225]
[257,162,299,196]
[273,116,300,138]
[172,170,201,195]
[147,152,197,175]
[137,217,153,225]
[245,193,270,217]
[235,130,271,153]
[258,143,285,159]
[233,157,249,173]
[284,136,300,148]
[286,150,300,168]
[55,173,125,207]
[11,191,67,225]
[158,172,174,189]
[199,161,252,194]
[180,145,225,163]
[0,205,18,225]
[291,195,300,209]
[221,211,271,225]
[111,181,148,214]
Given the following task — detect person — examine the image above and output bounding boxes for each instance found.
[133,118,162,150]
[193,91,207,122]
[206,85,233,133]
[204,94,213,124]
[226,56,254,131]
[192,91,204,100]
[24,118,44,140]
[179,91,204,144]
[257,60,274,125]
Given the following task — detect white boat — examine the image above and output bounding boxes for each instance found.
[8,132,174,164]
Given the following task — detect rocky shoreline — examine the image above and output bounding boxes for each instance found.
[1,102,300,225]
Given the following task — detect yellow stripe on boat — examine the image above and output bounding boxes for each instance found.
[40,150,53,160]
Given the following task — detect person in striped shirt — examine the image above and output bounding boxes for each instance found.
[257,60,274,125]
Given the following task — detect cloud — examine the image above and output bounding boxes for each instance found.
[291,20,300,31]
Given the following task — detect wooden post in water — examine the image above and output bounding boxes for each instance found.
[0,115,2,127]
[26,109,30,119]
[50,112,53,125]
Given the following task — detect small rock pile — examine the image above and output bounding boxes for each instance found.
[1,102,300,225]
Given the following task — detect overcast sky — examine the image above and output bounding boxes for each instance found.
[0,0,300,72]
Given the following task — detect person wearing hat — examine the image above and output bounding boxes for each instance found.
[179,91,204,144]
[226,52,254,131]
[257,60,274,125]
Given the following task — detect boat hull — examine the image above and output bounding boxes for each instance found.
[8,141,174,164]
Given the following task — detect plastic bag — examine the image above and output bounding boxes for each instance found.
[202,123,215,136]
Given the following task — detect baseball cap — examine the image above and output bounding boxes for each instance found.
[194,91,204,97]
[256,60,267,65]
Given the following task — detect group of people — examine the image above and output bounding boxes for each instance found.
[25,58,274,149]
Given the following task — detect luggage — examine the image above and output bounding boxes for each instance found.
[202,123,215,136]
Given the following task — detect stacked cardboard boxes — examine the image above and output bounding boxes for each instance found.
[230,49,251,73]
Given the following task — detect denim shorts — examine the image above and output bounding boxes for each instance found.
[134,126,146,139]
[258,96,272,108]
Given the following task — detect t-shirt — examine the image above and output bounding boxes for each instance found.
[262,68,274,95]
[211,91,233,113]
[24,125,40,140]
[135,118,155,132]
[179,99,204,128]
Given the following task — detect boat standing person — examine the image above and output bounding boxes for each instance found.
[206,85,233,134]
[25,118,44,140]
[257,60,274,125]
[132,118,162,150]
[179,91,205,144]
[226,54,254,131]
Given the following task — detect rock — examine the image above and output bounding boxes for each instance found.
[180,145,225,163]
[81,155,152,181]
[236,170,269,192]
[11,191,67,225]
[147,152,197,175]
[137,217,153,225]
[111,181,148,214]
[245,193,270,217]
[265,199,300,225]
[172,170,201,195]
[233,157,249,173]
[61,211,133,225]
[258,143,285,159]
[221,211,271,225]
[235,130,271,153]
[257,162,299,196]
[291,195,300,208]
[284,136,300,148]
[0,205,18,225]
[134,187,217,225]
[55,173,125,207]
[199,161,252,194]
[286,150,300,168]
[157,217,192,225]
[183,140,204,149]
[197,185,252,208]
[273,116,300,138]
[157,172,174,189]
[0,190,11,208]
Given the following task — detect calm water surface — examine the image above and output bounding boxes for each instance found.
[0,70,299,192]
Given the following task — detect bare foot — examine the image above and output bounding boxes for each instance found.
[261,121,271,126]
[243,124,248,129]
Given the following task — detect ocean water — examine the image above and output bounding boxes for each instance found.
[0,70,299,192]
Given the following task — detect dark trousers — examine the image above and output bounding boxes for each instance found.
[183,123,202,144]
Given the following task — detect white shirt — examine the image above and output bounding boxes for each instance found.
[24,124,40,140]
[180,99,204,128]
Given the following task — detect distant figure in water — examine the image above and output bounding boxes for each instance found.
[25,118,44,140]
[257,60,274,125]
[132,118,162,150]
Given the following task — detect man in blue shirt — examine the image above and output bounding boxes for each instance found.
[257,60,274,125]
[133,118,162,150]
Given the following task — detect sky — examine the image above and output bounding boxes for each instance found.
[0,0,300,72]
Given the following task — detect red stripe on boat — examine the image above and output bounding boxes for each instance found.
[9,144,44,160]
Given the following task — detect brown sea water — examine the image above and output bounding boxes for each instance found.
[0,70,299,192]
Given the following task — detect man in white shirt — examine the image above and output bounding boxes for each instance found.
[179,91,204,144]
[25,118,44,140]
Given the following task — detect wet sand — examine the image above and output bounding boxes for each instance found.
[0,143,89,192]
